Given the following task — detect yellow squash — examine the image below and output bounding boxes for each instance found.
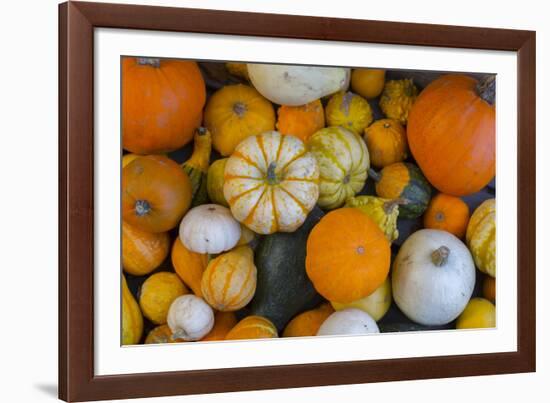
[466,199,496,277]
[139,272,188,325]
[379,79,418,125]
[456,298,496,329]
[122,275,143,345]
[181,127,212,206]
[206,158,229,207]
[325,91,373,135]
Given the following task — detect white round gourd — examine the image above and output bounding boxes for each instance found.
[247,64,350,106]
[392,229,476,326]
[179,204,241,254]
[317,308,380,336]
[167,295,214,341]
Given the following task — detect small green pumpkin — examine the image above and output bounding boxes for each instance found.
[344,196,400,242]
[369,162,431,219]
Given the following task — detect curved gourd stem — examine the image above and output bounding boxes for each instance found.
[137,57,161,68]
[368,168,381,182]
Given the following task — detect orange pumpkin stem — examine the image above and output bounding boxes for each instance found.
[135,200,151,216]
[136,57,161,68]
[233,102,247,117]
[431,246,450,267]
[476,75,496,105]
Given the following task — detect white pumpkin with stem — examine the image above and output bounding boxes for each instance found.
[247,64,350,106]
[317,308,380,336]
[224,131,320,235]
[392,229,476,326]
[167,295,214,341]
[178,204,241,254]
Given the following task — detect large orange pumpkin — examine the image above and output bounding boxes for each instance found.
[122,155,192,233]
[122,57,206,154]
[306,208,391,304]
[407,74,495,196]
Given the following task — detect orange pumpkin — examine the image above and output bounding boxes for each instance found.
[282,303,334,337]
[122,221,170,276]
[200,312,238,341]
[306,208,391,304]
[145,324,186,344]
[171,237,208,297]
[407,74,495,196]
[122,57,206,154]
[423,193,470,239]
[122,155,192,233]
[364,119,408,168]
[276,100,325,143]
[225,316,278,340]
[482,275,496,303]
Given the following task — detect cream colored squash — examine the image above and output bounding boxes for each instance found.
[247,64,350,106]
[167,295,214,341]
[331,276,391,321]
[178,204,241,254]
[392,229,476,326]
[223,131,319,234]
[317,308,379,336]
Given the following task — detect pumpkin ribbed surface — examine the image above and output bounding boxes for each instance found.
[307,126,369,210]
[201,246,257,311]
[224,131,319,234]
[122,221,170,276]
[225,316,278,340]
[364,118,408,168]
[466,199,496,277]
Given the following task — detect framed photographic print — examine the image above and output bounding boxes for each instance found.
[59,1,536,401]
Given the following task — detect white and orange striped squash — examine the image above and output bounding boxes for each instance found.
[201,245,257,311]
[225,315,278,340]
[223,131,319,234]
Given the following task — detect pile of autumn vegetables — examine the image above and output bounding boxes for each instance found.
[121,57,496,345]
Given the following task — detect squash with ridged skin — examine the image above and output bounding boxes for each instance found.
[171,237,208,297]
[351,69,386,99]
[331,276,391,321]
[363,119,408,168]
[201,246,257,312]
[379,79,418,125]
[283,303,334,337]
[200,312,238,341]
[307,127,369,210]
[276,100,325,143]
[344,196,400,242]
[122,275,143,345]
[224,131,320,234]
[122,155,192,233]
[122,221,170,276]
[206,158,229,207]
[225,316,278,340]
[325,91,373,135]
[466,199,496,277]
[204,84,275,157]
[139,272,188,325]
[122,57,205,154]
[424,193,470,239]
[456,298,496,329]
[370,162,431,219]
[145,324,185,344]
[181,127,211,207]
[306,208,391,304]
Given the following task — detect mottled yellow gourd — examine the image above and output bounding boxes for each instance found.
[466,199,496,277]
[379,79,418,125]
[325,91,373,134]
[345,196,400,242]
[122,275,143,345]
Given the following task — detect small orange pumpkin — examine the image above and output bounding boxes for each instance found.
[306,208,391,304]
[351,69,386,99]
[122,221,170,276]
[225,316,278,340]
[282,303,334,337]
[171,238,208,297]
[200,312,238,341]
[122,155,192,233]
[276,100,325,143]
[364,119,408,168]
[122,57,206,154]
[423,194,470,239]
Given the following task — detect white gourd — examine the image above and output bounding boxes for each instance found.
[167,295,214,341]
[392,229,476,326]
[317,308,380,336]
[178,204,241,254]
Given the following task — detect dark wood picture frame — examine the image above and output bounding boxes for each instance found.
[59,1,536,401]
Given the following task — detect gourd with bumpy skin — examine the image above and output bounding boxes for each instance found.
[171,238,208,297]
[247,64,350,106]
[145,325,185,344]
[466,199,495,277]
[306,208,391,304]
[407,75,495,196]
[424,193,470,239]
[392,229,476,326]
[181,127,212,207]
[325,91,373,135]
[351,68,386,99]
[122,57,205,154]
[122,275,143,345]
[283,303,334,337]
[363,119,408,168]
[307,126,369,210]
[224,131,320,234]
[456,298,496,329]
[206,158,229,207]
[369,162,431,219]
[122,221,170,276]
[344,196,401,242]
[276,100,325,143]
[204,84,275,157]
[379,79,418,125]
[201,246,257,312]
[225,316,278,340]
[201,312,238,341]
[331,276,392,322]
[317,308,380,336]
[122,155,192,233]
[139,272,188,325]
[179,204,241,254]
[167,295,214,341]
